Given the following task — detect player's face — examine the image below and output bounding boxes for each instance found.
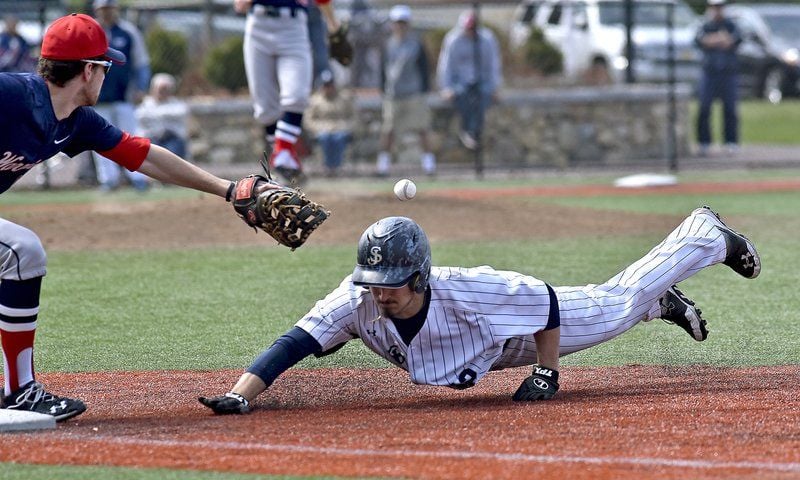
[82,63,108,106]
[370,285,424,319]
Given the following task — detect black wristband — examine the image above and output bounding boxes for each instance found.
[225,181,236,202]
[533,364,559,383]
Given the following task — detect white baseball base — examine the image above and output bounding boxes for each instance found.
[0,409,56,432]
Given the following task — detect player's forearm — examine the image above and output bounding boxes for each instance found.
[533,326,560,371]
[137,144,230,198]
[241,326,322,400]
[231,373,268,401]
[317,2,339,32]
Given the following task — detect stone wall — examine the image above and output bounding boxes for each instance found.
[186,84,692,172]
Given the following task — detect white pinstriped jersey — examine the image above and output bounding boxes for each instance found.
[297,266,554,388]
[296,210,732,389]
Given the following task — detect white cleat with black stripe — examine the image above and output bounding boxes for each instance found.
[660,285,708,342]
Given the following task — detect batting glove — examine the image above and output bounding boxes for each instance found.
[512,365,560,401]
[198,392,251,414]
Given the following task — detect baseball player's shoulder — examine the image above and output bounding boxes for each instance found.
[1,74,44,115]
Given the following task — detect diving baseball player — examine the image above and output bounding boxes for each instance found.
[200,207,760,413]
[234,0,343,184]
[0,13,265,422]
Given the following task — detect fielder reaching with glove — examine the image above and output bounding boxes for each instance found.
[233,0,351,185]
[0,14,326,423]
[201,207,760,413]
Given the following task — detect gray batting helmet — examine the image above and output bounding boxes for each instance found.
[352,217,431,293]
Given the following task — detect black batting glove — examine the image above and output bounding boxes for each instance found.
[198,392,251,414]
[512,365,560,401]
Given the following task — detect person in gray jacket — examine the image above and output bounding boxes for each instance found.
[436,9,501,151]
[376,5,436,177]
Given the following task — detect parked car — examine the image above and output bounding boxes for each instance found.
[724,4,800,103]
[509,0,703,85]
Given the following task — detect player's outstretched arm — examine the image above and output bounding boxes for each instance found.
[199,327,322,415]
[316,1,340,32]
[136,144,231,198]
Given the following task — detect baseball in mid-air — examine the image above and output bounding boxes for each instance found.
[393,179,417,201]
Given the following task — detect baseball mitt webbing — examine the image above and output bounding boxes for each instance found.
[232,175,329,250]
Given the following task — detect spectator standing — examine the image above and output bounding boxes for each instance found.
[436,9,502,151]
[305,70,354,177]
[695,0,742,156]
[348,0,383,88]
[136,73,189,159]
[93,0,152,191]
[0,15,33,73]
[376,5,436,177]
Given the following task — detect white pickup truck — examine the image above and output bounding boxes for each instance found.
[510,0,703,84]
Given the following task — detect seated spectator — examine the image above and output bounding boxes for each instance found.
[136,73,189,158]
[0,14,34,73]
[305,70,355,177]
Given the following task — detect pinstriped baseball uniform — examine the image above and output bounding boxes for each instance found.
[296,210,728,387]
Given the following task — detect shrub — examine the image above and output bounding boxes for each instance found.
[521,27,563,76]
[145,25,189,79]
[203,36,247,92]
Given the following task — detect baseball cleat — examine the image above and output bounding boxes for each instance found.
[692,205,761,279]
[1,382,86,422]
[660,285,707,341]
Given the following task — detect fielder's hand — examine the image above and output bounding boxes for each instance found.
[198,392,251,414]
[328,23,353,66]
[512,365,559,401]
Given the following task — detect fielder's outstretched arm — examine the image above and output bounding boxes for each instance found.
[136,144,231,198]
[199,327,322,414]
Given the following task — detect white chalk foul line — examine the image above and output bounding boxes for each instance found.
[65,434,800,473]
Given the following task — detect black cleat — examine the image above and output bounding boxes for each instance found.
[1,382,86,422]
[660,285,708,341]
[692,205,761,279]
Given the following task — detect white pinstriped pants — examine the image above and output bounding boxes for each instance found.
[554,209,728,356]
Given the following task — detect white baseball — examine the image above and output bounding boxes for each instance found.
[393,179,417,201]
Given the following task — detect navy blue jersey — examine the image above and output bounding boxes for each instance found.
[0,73,123,194]
[99,23,134,103]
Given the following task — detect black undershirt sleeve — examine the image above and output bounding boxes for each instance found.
[246,326,323,388]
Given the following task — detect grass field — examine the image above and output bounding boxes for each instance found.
[1,169,799,479]
[690,98,800,145]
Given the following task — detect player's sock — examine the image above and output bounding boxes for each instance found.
[275,113,302,148]
[264,124,277,141]
[0,277,41,397]
[274,113,303,170]
[271,139,301,170]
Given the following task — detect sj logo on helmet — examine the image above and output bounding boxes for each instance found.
[367,246,382,265]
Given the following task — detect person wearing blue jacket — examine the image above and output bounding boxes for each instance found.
[695,0,742,156]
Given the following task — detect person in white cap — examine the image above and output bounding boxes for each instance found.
[695,0,742,157]
[375,5,436,177]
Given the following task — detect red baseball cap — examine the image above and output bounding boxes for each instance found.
[40,13,126,64]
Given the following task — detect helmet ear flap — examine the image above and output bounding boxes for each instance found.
[412,273,426,293]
